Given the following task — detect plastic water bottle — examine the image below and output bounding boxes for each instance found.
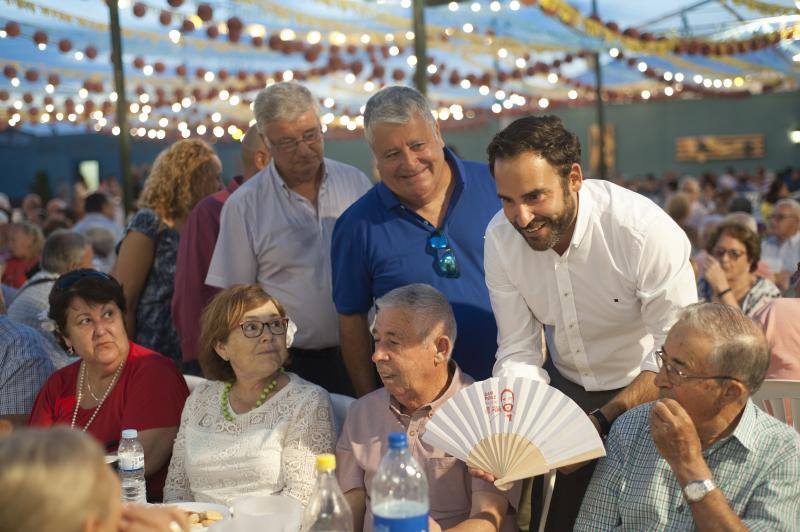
[301,454,354,532]
[117,428,147,503]
[371,432,429,532]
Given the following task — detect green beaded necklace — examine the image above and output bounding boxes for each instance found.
[221,368,284,422]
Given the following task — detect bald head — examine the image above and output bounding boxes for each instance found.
[241,126,271,181]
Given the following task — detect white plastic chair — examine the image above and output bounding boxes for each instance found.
[183,374,207,394]
[330,393,355,437]
[751,379,800,432]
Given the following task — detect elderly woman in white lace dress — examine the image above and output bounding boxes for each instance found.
[164,284,335,506]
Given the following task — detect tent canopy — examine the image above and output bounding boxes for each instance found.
[0,0,797,139]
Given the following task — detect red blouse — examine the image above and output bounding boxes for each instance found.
[29,342,189,501]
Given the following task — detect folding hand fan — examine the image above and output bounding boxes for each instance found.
[422,377,605,489]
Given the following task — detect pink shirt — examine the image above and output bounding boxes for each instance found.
[172,177,241,362]
[336,364,520,531]
[754,298,800,380]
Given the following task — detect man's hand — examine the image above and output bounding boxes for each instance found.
[119,504,190,531]
[650,399,711,484]
[703,257,729,295]
[468,467,496,484]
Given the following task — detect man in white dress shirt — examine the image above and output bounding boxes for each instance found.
[482,115,698,531]
[206,82,372,395]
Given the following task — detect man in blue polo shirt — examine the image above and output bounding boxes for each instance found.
[331,86,501,396]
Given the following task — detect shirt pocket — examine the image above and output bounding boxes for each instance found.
[424,456,471,515]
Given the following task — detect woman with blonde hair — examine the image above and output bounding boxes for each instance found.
[112,139,221,365]
[0,427,190,532]
[164,284,335,506]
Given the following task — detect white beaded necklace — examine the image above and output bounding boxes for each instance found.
[70,359,125,432]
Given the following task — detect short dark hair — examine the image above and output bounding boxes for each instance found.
[486,115,582,185]
[83,192,109,214]
[48,271,126,350]
[705,221,761,273]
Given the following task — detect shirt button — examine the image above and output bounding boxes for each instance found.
[563,293,569,297]
[409,430,416,437]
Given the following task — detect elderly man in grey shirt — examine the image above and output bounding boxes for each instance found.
[206,81,372,395]
[8,229,94,368]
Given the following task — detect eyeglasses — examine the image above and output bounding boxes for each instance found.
[428,231,459,278]
[265,128,322,154]
[655,348,743,385]
[238,318,289,339]
[768,213,797,222]
[54,269,114,291]
[712,247,745,260]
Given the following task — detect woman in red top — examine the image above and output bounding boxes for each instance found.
[2,221,43,288]
[29,269,189,502]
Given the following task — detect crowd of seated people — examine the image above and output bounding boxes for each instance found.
[0,81,798,532]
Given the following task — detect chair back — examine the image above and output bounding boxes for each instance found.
[329,393,355,437]
[751,379,800,432]
[183,374,208,394]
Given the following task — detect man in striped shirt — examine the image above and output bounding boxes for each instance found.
[576,303,800,531]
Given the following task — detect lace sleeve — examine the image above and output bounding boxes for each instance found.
[163,390,196,502]
[281,386,336,505]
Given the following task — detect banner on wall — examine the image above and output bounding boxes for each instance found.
[675,134,764,162]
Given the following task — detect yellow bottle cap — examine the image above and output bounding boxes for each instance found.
[316,453,336,472]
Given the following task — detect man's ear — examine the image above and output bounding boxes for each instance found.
[433,336,450,365]
[255,150,271,170]
[568,163,584,193]
[722,379,747,405]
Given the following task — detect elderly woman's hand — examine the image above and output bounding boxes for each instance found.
[703,256,729,294]
[119,504,190,532]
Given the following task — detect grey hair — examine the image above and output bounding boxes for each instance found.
[676,302,769,393]
[722,212,757,233]
[678,175,699,192]
[375,283,457,357]
[775,198,800,217]
[83,226,116,260]
[363,85,438,145]
[253,81,320,134]
[41,230,87,274]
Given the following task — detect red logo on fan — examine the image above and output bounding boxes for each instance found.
[500,388,514,421]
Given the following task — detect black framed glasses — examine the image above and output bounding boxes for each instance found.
[54,269,114,291]
[712,247,745,260]
[265,128,322,154]
[428,231,459,278]
[239,318,289,338]
[655,348,743,385]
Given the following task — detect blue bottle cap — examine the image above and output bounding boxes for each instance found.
[121,429,138,439]
[388,432,407,449]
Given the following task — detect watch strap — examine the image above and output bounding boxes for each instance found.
[589,408,611,437]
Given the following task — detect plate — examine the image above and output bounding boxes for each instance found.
[165,502,231,530]
[105,455,118,465]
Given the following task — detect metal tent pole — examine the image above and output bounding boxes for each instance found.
[108,0,133,213]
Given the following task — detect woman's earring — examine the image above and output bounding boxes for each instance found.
[67,346,74,356]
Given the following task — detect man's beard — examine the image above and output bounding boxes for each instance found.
[513,193,577,251]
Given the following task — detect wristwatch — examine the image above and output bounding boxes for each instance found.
[683,479,717,503]
[588,408,611,437]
